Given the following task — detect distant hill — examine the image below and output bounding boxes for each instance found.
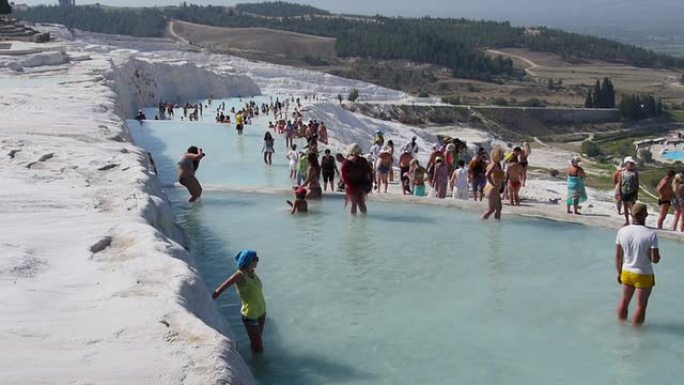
[16,2,684,81]
[234,1,329,17]
[171,19,337,60]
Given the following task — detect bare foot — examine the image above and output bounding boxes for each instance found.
[574,211,581,215]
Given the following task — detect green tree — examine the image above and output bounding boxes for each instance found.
[547,78,554,90]
[592,79,602,108]
[602,78,615,108]
[521,98,544,107]
[581,140,601,157]
[656,99,663,115]
[492,97,508,106]
[347,88,359,102]
[584,92,593,108]
[0,0,12,14]
[640,149,653,163]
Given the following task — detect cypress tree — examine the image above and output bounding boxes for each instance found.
[593,79,602,108]
[656,99,663,115]
[0,0,12,15]
[602,78,615,108]
[584,91,593,108]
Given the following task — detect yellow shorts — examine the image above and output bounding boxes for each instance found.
[621,270,655,289]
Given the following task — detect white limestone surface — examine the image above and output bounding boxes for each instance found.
[0,37,258,385]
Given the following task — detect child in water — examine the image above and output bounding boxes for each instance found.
[212,249,267,353]
[287,186,308,214]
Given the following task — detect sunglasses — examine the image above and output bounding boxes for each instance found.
[253,256,260,262]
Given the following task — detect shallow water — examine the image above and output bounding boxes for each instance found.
[133,97,684,385]
[131,96,302,189]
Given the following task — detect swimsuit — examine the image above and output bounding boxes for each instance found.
[177,157,196,182]
[236,273,266,320]
[322,171,335,183]
[484,168,505,196]
[620,270,655,289]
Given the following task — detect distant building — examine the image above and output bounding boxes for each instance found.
[12,3,30,11]
[524,28,541,36]
[58,0,76,6]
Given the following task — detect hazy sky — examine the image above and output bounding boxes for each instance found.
[16,0,684,32]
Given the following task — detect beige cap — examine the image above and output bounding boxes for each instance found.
[632,201,648,217]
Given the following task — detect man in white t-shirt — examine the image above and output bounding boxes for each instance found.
[615,202,661,324]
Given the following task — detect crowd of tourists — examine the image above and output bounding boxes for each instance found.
[168,95,678,354]
[567,155,684,232]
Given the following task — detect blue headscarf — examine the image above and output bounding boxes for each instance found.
[234,249,257,269]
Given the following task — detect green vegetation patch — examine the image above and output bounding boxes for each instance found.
[17,2,684,82]
[667,110,684,123]
[16,5,166,37]
[234,1,329,17]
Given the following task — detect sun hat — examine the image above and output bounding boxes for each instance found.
[623,156,636,164]
[347,143,361,155]
[234,249,257,269]
[631,201,648,217]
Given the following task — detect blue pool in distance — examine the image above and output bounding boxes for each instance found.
[662,150,684,161]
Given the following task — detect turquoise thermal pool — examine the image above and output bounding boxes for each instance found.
[131,97,684,385]
[662,150,684,161]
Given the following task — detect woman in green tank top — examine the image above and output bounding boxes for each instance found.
[212,249,267,353]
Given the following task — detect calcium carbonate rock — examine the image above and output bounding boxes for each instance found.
[110,58,260,119]
[5,50,68,72]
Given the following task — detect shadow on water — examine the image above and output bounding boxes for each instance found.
[369,211,437,224]
[644,322,684,336]
[127,120,179,186]
[246,319,375,385]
